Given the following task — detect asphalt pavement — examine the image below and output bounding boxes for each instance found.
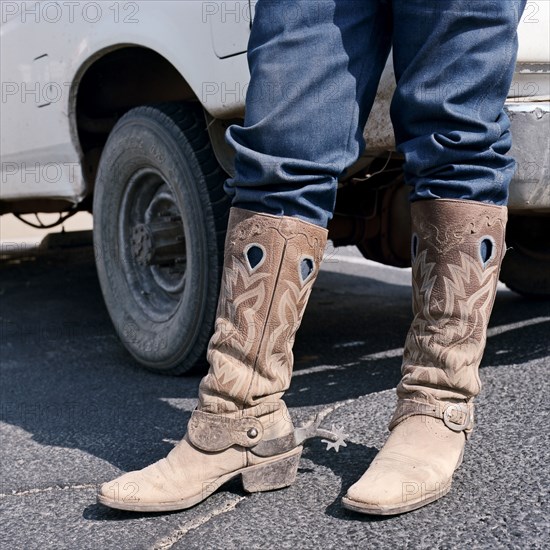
[1,237,549,549]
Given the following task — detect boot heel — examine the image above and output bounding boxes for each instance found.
[242,452,301,493]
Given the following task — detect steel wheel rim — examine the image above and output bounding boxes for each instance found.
[118,167,188,323]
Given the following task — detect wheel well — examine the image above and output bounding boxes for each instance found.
[75,46,197,205]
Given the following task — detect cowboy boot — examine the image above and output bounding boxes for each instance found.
[98,208,327,512]
[342,199,507,515]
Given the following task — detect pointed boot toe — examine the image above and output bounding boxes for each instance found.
[342,416,465,515]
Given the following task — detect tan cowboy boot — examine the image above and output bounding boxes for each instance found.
[342,199,507,515]
[98,208,327,512]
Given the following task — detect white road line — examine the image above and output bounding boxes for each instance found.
[323,254,411,272]
[486,316,550,337]
[0,483,96,498]
[360,348,403,360]
[333,341,365,348]
[322,254,373,267]
[294,362,358,377]
[152,496,246,550]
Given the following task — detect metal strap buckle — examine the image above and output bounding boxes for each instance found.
[443,403,473,432]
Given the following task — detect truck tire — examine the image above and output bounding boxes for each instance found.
[93,103,230,374]
[500,216,550,298]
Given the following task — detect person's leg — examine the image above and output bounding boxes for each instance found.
[343,0,527,515]
[201,0,393,408]
[225,0,393,228]
[98,0,392,512]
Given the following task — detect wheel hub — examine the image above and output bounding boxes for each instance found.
[131,215,186,268]
[120,169,190,316]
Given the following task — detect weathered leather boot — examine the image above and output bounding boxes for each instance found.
[98,208,327,512]
[342,199,507,515]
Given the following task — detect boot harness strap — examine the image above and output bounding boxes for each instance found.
[188,410,347,455]
[390,400,474,435]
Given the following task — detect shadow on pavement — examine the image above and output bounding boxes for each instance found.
[1,245,549,478]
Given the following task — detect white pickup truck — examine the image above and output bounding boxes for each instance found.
[1,1,549,374]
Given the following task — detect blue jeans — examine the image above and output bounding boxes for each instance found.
[225,0,527,228]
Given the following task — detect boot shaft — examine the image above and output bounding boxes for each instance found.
[392,199,507,432]
[200,208,327,413]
